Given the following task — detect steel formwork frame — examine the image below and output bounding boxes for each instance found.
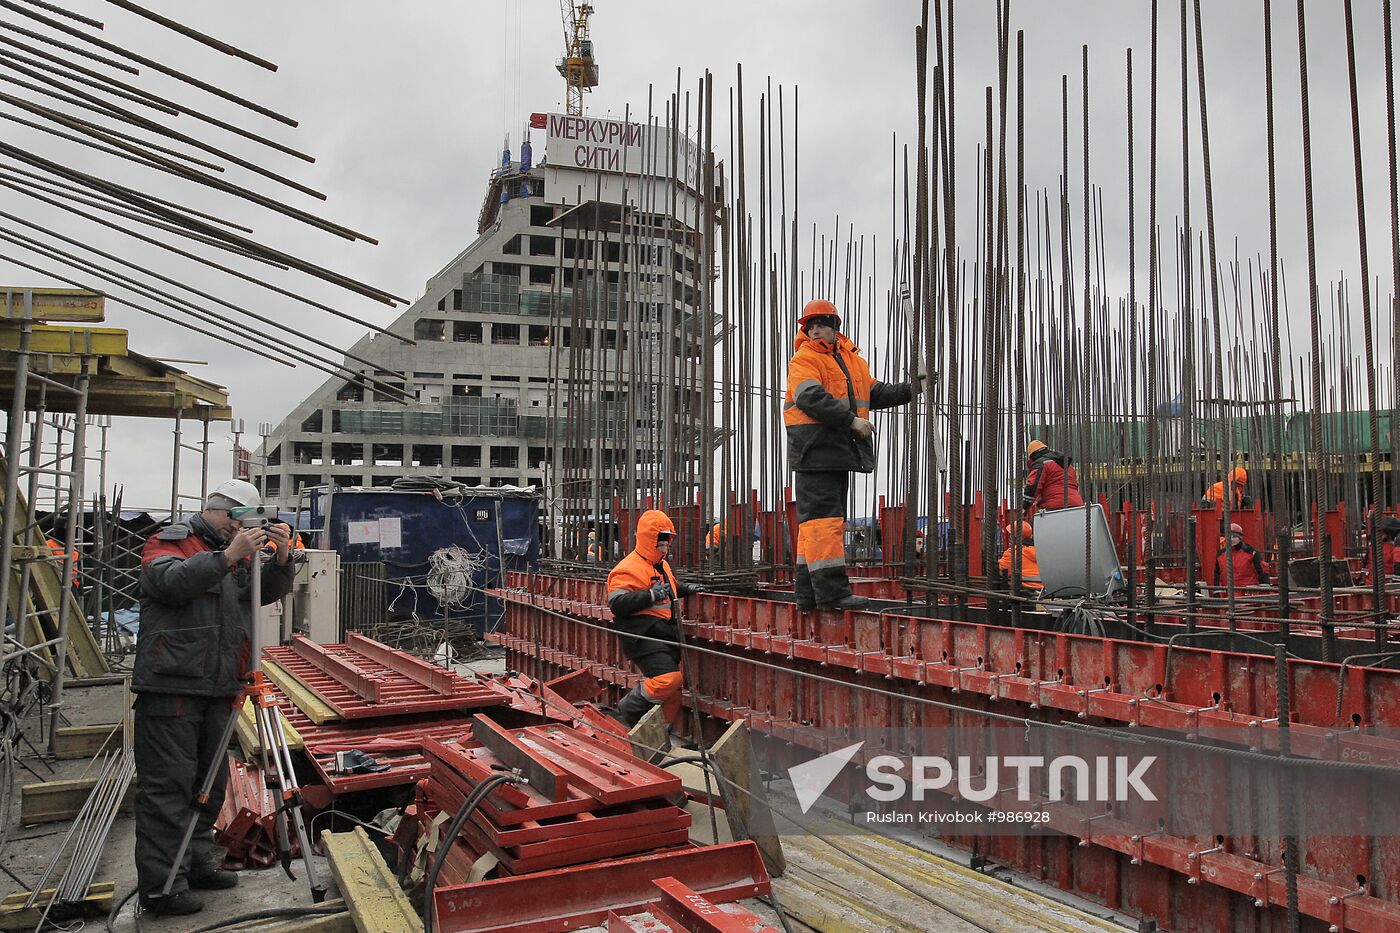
[490,571,1400,933]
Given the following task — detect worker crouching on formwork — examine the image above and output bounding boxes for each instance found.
[998,521,1043,596]
[783,300,919,612]
[607,510,707,728]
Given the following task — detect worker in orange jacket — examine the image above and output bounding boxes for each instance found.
[784,300,917,612]
[46,536,79,586]
[607,510,707,728]
[1203,467,1252,510]
[997,522,1042,593]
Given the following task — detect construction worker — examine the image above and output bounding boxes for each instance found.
[784,299,917,611]
[585,530,602,563]
[46,534,79,586]
[260,520,305,554]
[1216,522,1270,588]
[705,520,724,561]
[607,510,706,728]
[1022,440,1085,519]
[1203,466,1252,510]
[997,521,1042,593]
[1370,515,1400,582]
[132,479,294,917]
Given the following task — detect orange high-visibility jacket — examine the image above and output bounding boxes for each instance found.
[784,331,910,474]
[998,544,1042,588]
[606,510,680,622]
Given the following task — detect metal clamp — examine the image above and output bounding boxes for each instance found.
[1129,826,1165,865]
[1077,811,1112,847]
[1077,685,1112,720]
[1327,885,1367,932]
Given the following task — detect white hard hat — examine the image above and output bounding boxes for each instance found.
[207,478,261,509]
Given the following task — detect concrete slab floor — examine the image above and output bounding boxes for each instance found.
[2,680,340,933]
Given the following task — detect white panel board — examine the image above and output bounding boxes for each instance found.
[1033,504,1123,598]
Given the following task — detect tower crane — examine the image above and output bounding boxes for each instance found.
[557,1,598,116]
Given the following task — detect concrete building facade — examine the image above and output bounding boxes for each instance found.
[259,147,714,540]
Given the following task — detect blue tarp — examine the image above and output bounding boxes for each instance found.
[312,487,541,634]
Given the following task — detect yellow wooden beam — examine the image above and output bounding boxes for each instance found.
[321,827,422,933]
[262,659,340,725]
[0,325,127,356]
[0,287,105,322]
[0,882,114,930]
[20,777,132,825]
[53,723,121,760]
[237,696,304,756]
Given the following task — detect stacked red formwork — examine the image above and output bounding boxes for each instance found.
[406,717,772,933]
[214,757,298,869]
[410,717,692,882]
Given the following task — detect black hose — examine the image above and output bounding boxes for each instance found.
[186,903,344,932]
[421,772,521,933]
[105,885,138,932]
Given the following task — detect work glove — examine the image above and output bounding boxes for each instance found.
[650,580,673,605]
[687,584,709,596]
[851,417,874,440]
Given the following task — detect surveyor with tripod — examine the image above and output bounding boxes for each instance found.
[132,479,294,916]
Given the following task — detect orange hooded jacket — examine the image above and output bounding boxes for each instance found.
[606,510,680,622]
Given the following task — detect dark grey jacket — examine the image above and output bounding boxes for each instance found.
[133,515,294,698]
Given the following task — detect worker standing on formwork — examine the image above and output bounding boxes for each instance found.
[1022,440,1085,520]
[1216,522,1271,589]
[607,510,706,728]
[783,300,917,612]
[132,479,294,917]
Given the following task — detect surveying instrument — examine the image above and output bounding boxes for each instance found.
[159,506,325,903]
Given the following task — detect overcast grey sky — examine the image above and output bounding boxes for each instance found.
[0,1,1394,509]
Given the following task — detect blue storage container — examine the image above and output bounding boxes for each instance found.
[307,485,540,635]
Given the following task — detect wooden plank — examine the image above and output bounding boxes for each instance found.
[0,881,114,930]
[236,697,303,757]
[53,723,121,760]
[261,659,340,725]
[0,287,105,322]
[67,674,129,688]
[19,778,132,825]
[628,702,669,763]
[708,720,786,878]
[321,827,422,933]
[0,325,127,356]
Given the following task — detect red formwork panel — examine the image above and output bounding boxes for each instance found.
[432,841,772,933]
[490,573,1400,933]
[263,635,509,719]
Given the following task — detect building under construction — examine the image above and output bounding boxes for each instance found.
[3,2,1400,932]
[261,118,718,553]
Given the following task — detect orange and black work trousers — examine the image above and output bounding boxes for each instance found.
[795,470,850,606]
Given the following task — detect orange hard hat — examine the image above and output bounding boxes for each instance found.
[1027,439,1048,457]
[1006,521,1033,540]
[1230,466,1248,484]
[797,299,841,328]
